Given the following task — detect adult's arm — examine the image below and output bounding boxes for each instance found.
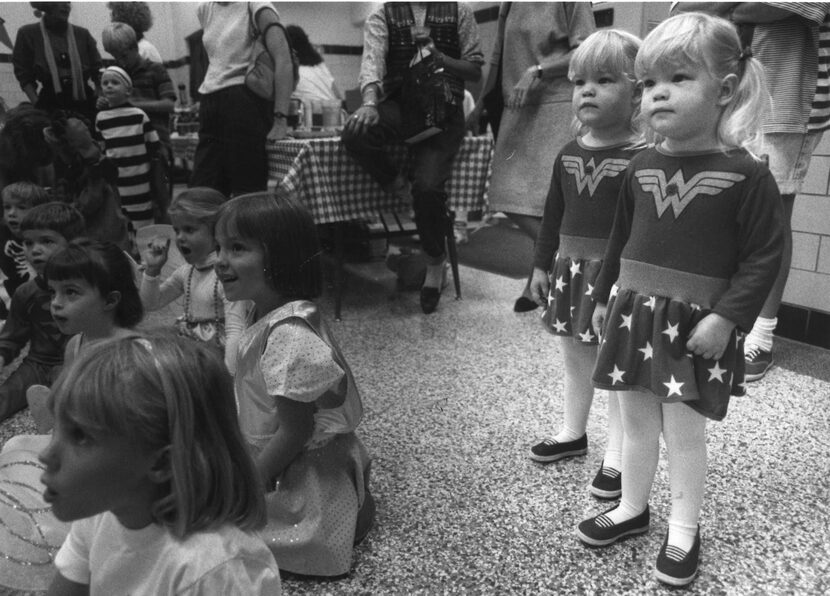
[425,2,483,83]
[12,26,40,104]
[80,27,103,85]
[255,6,292,142]
[129,63,176,118]
[345,5,388,135]
[732,2,828,24]
[509,3,595,108]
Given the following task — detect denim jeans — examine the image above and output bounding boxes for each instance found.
[341,100,466,259]
[190,85,273,198]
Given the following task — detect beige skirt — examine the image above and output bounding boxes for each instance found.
[488,99,574,217]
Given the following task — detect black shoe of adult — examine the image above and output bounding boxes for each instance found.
[514,296,539,313]
[420,286,441,314]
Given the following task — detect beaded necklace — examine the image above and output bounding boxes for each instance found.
[183,264,223,326]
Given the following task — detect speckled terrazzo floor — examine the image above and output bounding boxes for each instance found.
[1,255,828,595]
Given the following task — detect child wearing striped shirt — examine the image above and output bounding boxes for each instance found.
[95,65,159,230]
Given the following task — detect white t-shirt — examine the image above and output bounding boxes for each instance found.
[54,513,282,595]
[138,38,163,64]
[198,1,279,95]
[294,63,339,102]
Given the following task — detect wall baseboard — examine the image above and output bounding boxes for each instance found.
[777,304,830,349]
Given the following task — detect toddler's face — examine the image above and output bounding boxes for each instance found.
[48,277,110,336]
[39,415,159,527]
[639,61,728,152]
[2,197,29,235]
[571,69,639,136]
[171,213,215,266]
[100,71,130,108]
[21,228,68,276]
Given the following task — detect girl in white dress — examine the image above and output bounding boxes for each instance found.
[215,191,374,577]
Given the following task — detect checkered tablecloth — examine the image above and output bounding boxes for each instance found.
[170,133,199,163]
[268,135,493,225]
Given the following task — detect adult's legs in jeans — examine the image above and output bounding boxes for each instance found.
[190,86,272,197]
[340,101,404,190]
[504,212,542,311]
[409,106,466,297]
[662,402,707,553]
[190,91,228,195]
[225,86,272,197]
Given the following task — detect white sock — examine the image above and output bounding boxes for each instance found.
[746,316,776,352]
[604,499,645,524]
[602,448,622,475]
[667,520,698,557]
[553,425,583,443]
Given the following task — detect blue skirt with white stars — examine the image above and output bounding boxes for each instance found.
[541,254,603,344]
[592,282,746,421]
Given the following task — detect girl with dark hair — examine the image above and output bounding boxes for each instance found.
[46,240,144,360]
[286,24,342,103]
[214,190,374,576]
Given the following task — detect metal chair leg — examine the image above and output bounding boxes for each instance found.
[446,210,461,300]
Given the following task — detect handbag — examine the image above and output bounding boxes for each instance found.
[245,3,299,100]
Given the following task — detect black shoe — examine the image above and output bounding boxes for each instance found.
[589,460,622,500]
[744,345,773,382]
[514,296,539,312]
[420,286,441,314]
[529,434,587,463]
[654,527,701,587]
[576,505,650,547]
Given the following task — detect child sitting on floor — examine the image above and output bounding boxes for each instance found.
[215,191,375,576]
[0,202,84,422]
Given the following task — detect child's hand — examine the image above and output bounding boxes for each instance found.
[686,312,735,361]
[142,237,170,277]
[529,267,550,307]
[592,303,607,340]
[96,96,110,110]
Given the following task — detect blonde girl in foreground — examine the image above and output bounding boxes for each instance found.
[41,333,281,594]
[576,13,783,587]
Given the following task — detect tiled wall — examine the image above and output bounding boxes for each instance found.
[791,133,830,312]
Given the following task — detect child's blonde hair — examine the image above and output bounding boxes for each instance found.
[49,332,265,537]
[168,187,226,226]
[568,28,643,138]
[635,12,769,149]
[1,181,50,209]
[101,22,138,55]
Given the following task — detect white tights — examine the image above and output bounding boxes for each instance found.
[554,339,623,468]
[607,391,707,551]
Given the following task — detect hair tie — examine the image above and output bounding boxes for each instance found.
[738,46,753,62]
[100,65,133,89]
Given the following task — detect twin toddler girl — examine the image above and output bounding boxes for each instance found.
[532,13,782,588]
